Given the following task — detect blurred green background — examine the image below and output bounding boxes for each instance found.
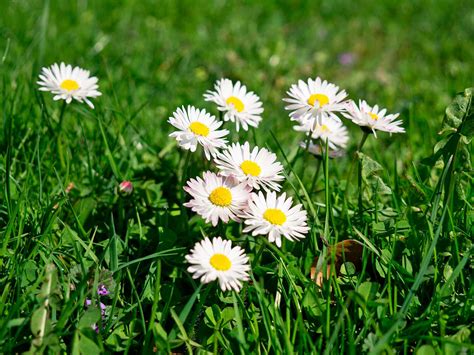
[2,0,473,162]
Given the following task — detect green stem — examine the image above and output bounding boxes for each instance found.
[252,238,266,268]
[180,151,191,192]
[56,101,67,135]
[55,101,68,169]
[323,139,330,242]
[344,131,370,201]
[357,131,369,152]
[357,132,369,216]
[309,158,322,196]
[180,151,192,233]
[251,126,258,146]
[288,134,311,178]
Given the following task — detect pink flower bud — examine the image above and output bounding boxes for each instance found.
[119,180,133,195]
[65,182,75,194]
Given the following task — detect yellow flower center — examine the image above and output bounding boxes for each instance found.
[307,93,329,107]
[240,160,261,176]
[263,208,287,225]
[226,96,245,112]
[368,112,379,120]
[60,79,80,91]
[210,253,232,271]
[319,124,330,132]
[208,187,232,207]
[189,121,210,136]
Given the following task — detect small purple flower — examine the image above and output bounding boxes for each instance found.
[98,284,109,296]
[84,298,107,332]
[85,298,106,316]
[338,52,356,67]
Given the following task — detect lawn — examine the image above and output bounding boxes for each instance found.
[0,0,473,353]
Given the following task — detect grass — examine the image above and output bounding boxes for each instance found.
[1,0,473,353]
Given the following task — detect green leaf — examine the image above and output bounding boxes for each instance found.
[31,306,49,339]
[78,331,101,354]
[220,307,235,326]
[357,152,392,195]
[78,307,101,330]
[204,305,219,327]
[358,152,383,178]
[357,282,379,302]
[443,87,473,132]
[416,344,436,355]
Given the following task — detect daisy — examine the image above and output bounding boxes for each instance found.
[299,141,346,159]
[168,106,229,160]
[184,171,252,226]
[214,142,284,191]
[186,237,250,292]
[283,77,348,129]
[242,191,309,247]
[204,78,264,131]
[295,115,349,151]
[343,100,405,137]
[37,62,101,109]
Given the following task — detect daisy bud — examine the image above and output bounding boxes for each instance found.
[65,182,75,194]
[119,180,133,195]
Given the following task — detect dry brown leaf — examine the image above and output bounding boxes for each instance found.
[311,239,365,287]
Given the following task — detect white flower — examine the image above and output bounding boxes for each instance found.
[184,171,252,226]
[343,100,405,137]
[295,115,349,150]
[204,78,264,131]
[299,141,346,159]
[168,106,229,160]
[283,77,348,129]
[37,62,101,109]
[242,191,309,247]
[186,236,250,292]
[214,142,284,192]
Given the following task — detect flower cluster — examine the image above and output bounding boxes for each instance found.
[169,79,310,292]
[284,76,405,155]
[37,62,405,295]
[84,284,110,333]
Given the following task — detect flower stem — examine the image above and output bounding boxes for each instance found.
[309,158,322,196]
[55,101,68,169]
[56,101,67,135]
[251,238,266,269]
[344,131,370,200]
[356,132,369,216]
[323,138,330,242]
[179,151,192,233]
[357,131,369,152]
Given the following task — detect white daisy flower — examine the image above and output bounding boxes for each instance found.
[283,77,348,129]
[37,62,101,109]
[295,115,349,150]
[168,106,229,160]
[204,78,264,131]
[343,100,405,137]
[184,171,252,226]
[242,191,309,247]
[214,142,284,192]
[186,236,250,292]
[299,141,346,159]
